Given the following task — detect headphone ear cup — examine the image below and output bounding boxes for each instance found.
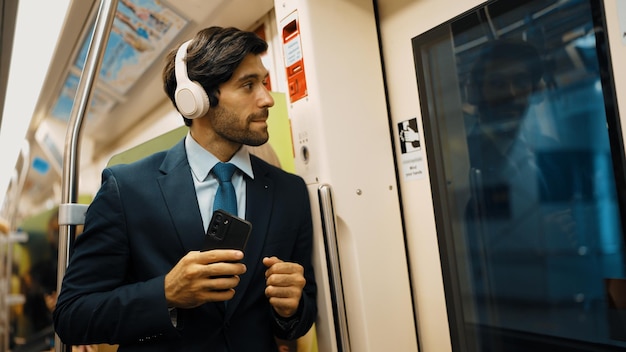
[175,80,210,119]
[174,40,210,119]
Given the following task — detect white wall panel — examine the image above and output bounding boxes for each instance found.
[274,0,418,351]
[377,1,485,351]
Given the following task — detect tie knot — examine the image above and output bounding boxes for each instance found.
[212,162,236,183]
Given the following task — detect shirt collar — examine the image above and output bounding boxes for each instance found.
[185,132,254,181]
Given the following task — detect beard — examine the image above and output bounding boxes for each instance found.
[211,107,270,146]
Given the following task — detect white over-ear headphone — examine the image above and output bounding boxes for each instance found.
[174,40,210,119]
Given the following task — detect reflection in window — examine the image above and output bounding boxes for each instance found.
[412,0,626,350]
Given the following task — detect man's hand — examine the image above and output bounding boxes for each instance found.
[165,250,246,308]
[263,256,305,318]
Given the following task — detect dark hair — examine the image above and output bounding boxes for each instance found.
[163,27,268,126]
[468,39,544,105]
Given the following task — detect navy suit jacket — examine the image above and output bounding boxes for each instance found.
[54,140,317,351]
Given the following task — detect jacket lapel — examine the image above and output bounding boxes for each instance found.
[157,140,205,252]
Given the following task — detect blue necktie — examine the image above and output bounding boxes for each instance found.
[212,162,238,216]
[212,162,237,317]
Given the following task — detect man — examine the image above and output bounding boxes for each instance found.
[54,26,317,351]
[466,39,545,154]
[464,39,576,328]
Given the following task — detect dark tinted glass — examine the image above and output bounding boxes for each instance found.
[412,0,626,350]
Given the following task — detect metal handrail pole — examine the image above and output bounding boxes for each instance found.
[8,142,30,229]
[2,144,29,351]
[55,1,118,351]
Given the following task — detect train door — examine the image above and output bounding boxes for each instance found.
[378,0,626,350]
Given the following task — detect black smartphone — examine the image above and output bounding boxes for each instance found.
[204,209,252,251]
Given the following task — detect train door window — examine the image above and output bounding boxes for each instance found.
[412,0,626,350]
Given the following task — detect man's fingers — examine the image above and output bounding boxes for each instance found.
[203,262,247,278]
[196,249,244,264]
[266,272,306,287]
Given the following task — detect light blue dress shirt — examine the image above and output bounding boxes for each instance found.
[185,133,254,231]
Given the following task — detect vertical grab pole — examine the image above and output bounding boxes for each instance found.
[2,144,29,352]
[318,184,351,352]
[55,1,118,351]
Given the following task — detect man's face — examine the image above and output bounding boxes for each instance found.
[210,53,274,147]
[479,59,534,130]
